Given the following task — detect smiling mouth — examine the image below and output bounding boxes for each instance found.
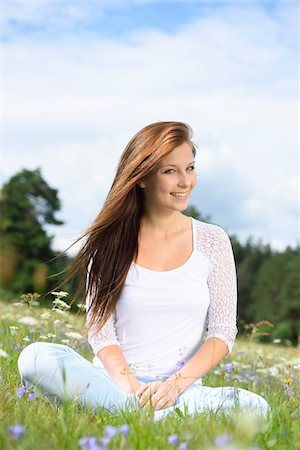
[170,192,188,198]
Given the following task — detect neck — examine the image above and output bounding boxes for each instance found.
[140,211,188,237]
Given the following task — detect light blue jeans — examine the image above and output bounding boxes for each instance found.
[17,342,270,421]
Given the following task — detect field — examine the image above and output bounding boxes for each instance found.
[0,295,299,450]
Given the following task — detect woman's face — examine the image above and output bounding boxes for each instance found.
[141,142,197,213]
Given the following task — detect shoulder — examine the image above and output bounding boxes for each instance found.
[193,217,230,241]
[192,218,232,257]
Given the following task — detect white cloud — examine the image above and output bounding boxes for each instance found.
[2,2,298,255]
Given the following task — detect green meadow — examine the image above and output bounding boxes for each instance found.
[0,295,299,450]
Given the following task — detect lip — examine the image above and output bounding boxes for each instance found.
[170,192,189,199]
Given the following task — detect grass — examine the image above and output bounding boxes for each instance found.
[0,296,299,450]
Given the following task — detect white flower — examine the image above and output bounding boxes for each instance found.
[65,331,82,340]
[52,309,66,315]
[77,303,86,310]
[269,366,279,377]
[41,313,50,319]
[54,319,63,327]
[18,317,39,326]
[0,349,8,358]
[273,339,281,344]
[23,336,31,342]
[60,339,70,344]
[52,299,71,310]
[12,302,23,307]
[47,333,56,339]
[65,323,73,329]
[51,291,69,298]
[9,326,19,330]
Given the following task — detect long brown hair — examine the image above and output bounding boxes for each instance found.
[60,121,196,340]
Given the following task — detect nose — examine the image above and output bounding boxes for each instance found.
[178,170,192,188]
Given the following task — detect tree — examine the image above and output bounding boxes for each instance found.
[183,205,211,222]
[0,168,63,294]
[250,249,300,344]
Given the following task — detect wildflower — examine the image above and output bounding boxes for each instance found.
[225,363,234,373]
[215,433,231,447]
[17,386,26,398]
[23,336,31,342]
[168,434,179,445]
[52,298,71,310]
[227,388,235,400]
[0,375,2,382]
[65,331,82,340]
[60,339,70,344]
[18,316,39,326]
[52,309,66,315]
[273,339,281,344]
[77,303,86,310]
[104,425,117,438]
[176,360,185,370]
[100,437,110,446]
[9,326,19,330]
[20,293,41,307]
[178,443,188,450]
[41,312,50,319]
[119,424,129,436]
[78,436,101,450]
[51,291,69,298]
[7,424,25,440]
[269,366,279,377]
[54,319,63,327]
[284,378,293,385]
[0,349,8,358]
[28,392,36,401]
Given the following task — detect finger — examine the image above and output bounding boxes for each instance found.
[140,387,158,407]
[136,383,150,397]
[154,398,168,410]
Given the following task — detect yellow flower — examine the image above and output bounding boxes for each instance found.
[283,378,293,385]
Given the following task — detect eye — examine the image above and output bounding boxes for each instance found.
[164,169,174,174]
[188,165,195,171]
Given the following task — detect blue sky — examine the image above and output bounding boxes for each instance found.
[2,0,299,255]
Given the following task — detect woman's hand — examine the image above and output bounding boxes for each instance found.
[135,379,180,411]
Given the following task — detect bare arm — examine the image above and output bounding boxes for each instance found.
[97,344,141,395]
[167,226,237,395]
[166,337,228,395]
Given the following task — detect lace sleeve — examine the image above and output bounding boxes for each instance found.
[85,265,120,356]
[205,226,238,354]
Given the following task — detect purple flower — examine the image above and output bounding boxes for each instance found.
[78,436,101,450]
[178,443,188,450]
[100,437,110,446]
[104,425,117,438]
[0,375,2,382]
[119,424,130,436]
[28,392,36,401]
[17,386,26,398]
[215,433,231,447]
[13,344,22,352]
[7,424,25,440]
[176,360,185,370]
[225,363,234,373]
[227,388,234,400]
[168,434,179,445]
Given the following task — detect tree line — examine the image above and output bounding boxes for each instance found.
[0,168,299,345]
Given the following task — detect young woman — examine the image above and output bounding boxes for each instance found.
[18,121,270,421]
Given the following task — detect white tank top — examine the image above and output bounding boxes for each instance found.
[87,217,237,379]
